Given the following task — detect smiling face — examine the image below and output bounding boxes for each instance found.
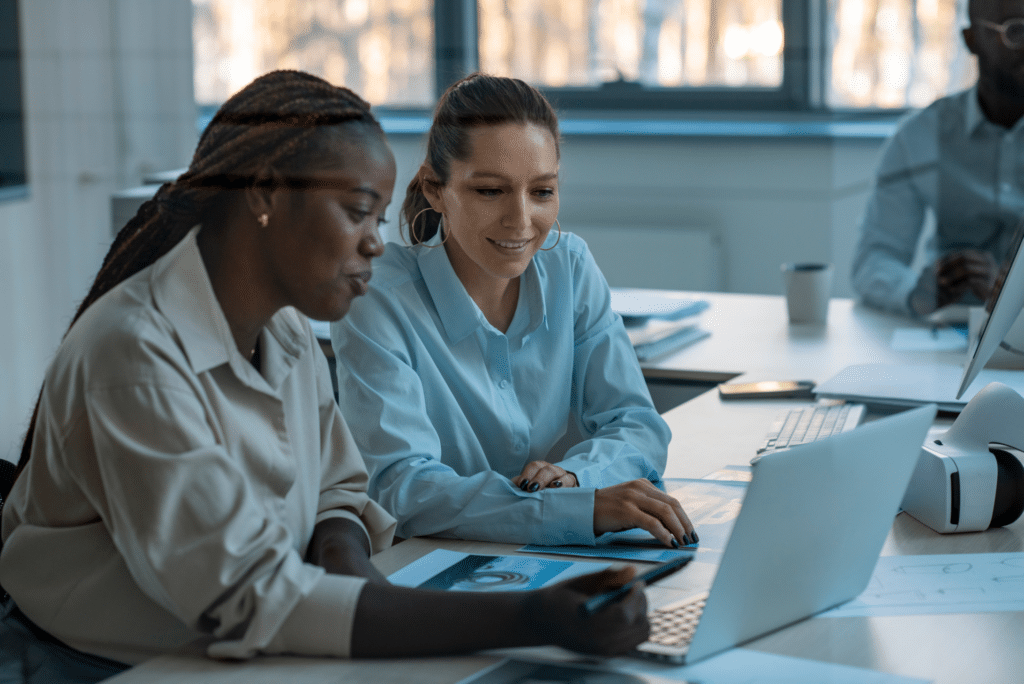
[965,0,1024,102]
[426,122,560,291]
[259,127,396,321]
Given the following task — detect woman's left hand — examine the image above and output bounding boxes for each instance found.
[514,461,578,492]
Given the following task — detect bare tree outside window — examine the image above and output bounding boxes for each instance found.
[828,0,974,108]
[192,0,977,111]
[478,0,784,89]
[193,0,434,107]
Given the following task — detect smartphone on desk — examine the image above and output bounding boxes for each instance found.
[718,380,815,400]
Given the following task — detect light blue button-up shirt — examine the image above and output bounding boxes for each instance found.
[852,87,1024,315]
[331,231,671,545]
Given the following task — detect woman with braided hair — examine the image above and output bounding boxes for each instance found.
[0,71,649,682]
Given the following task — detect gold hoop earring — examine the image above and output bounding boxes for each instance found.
[407,207,448,247]
[539,218,562,251]
[257,213,269,227]
[421,215,450,249]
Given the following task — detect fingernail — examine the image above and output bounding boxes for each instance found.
[553,480,563,488]
[519,481,528,491]
[692,532,700,544]
[528,482,540,492]
[671,538,680,548]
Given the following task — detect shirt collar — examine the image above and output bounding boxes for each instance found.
[415,234,548,344]
[150,226,307,387]
[965,85,987,135]
[964,85,1024,134]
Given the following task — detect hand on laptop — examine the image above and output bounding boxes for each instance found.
[527,565,649,655]
[513,460,578,491]
[594,479,698,547]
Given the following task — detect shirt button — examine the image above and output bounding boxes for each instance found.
[499,379,509,389]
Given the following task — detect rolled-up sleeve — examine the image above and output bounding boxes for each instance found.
[852,118,933,315]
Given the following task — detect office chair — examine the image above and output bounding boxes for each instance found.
[0,458,15,601]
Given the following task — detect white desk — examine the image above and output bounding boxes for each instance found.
[110,294,1024,684]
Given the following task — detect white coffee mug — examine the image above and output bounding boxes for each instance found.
[782,263,833,324]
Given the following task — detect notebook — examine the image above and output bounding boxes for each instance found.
[610,288,709,324]
[635,403,936,664]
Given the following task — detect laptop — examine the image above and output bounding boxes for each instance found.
[636,403,936,664]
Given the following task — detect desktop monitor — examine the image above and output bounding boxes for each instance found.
[958,218,1024,398]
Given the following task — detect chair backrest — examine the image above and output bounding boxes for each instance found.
[0,458,16,509]
[0,458,16,600]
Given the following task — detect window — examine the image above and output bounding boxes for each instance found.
[0,0,27,198]
[193,0,434,108]
[193,0,976,112]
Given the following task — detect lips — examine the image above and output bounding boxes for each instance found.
[488,238,532,251]
[347,271,372,295]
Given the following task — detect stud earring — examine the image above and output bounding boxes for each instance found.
[258,213,269,227]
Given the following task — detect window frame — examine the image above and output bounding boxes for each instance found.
[431,0,827,112]
[0,0,27,200]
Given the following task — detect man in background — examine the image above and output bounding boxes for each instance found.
[852,0,1024,316]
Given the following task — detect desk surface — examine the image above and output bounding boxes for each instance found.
[110,294,1024,684]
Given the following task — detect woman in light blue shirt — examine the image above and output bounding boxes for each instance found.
[332,74,695,548]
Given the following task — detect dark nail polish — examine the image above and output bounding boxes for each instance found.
[528,482,540,492]
[519,481,528,491]
[692,532,700,544]
[671,538,680,548]
[553,480,563,488]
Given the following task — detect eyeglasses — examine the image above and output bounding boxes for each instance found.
[978,18,1024,50]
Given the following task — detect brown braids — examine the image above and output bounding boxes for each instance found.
[7,70,382,490]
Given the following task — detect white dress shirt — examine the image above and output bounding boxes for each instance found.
[331,231,671,545]
[852,87,1024,315]
[0,226,395,664]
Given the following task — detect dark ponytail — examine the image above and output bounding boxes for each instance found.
[7,70,383,493]
[401,73,560,245]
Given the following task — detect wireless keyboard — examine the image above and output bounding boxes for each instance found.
[752,402,866,463]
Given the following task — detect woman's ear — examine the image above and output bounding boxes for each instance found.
[244,164,277,224]
[419,165,446,214]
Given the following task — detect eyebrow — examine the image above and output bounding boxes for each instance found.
[468,171,558,182]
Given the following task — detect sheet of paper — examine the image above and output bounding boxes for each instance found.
[819,552,1024,618]
[387,549,608,591]
[455,657,687,684]
[615,648,929,684]
[890,327,967,352]
[518,479,746,564]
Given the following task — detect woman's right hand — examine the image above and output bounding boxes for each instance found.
[594,479,697,547]
[527,566,649,655]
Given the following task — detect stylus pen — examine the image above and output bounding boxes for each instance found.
[581,553,694,616]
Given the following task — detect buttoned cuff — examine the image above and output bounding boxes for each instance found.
[539,486,596,546]
[264,573,368,658]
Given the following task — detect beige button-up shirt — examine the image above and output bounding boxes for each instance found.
[0,226,395,664]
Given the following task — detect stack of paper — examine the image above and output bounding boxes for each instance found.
[610,288,711,360]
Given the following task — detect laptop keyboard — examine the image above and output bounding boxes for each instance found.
[647,591,710,653]
[752,402,866,463]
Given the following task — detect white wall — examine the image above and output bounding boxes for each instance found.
[0,0,196,463]
[384,133,885,299]
[0,0,890,464]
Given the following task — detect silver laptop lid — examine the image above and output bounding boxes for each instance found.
[685,403,936,663]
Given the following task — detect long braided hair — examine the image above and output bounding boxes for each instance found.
[7,70,382,490]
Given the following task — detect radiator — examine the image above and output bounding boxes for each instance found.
[566,224,723,292]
